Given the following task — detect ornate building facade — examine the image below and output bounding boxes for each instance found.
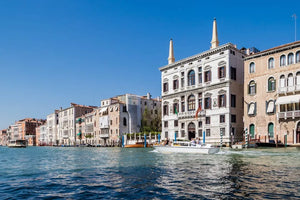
[160,19,245,145]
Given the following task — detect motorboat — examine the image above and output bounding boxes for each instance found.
[124,142,152,148]
[8,140,27,148]
[153,141,219,154]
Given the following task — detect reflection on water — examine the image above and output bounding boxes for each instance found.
[0,147,299,199]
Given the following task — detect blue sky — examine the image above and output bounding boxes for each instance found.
[0,0,299,129]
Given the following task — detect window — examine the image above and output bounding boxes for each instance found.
[204,71,211,82]
[287,103,293,111]
[188,95,195,111]
[280,104,286,112]
[268,123,274,138]
[164,121,168,128]
[280,75,285,88]
[181,96,185,112]
[231,94,236,107]
[174,120,178,127]
[266,100,275,114]
[123,118,127,126]
[198,121,202,127]
[188,70,195,86]
[206,129,211,137]
[218,66,225,78]
[288,53,294,65]
[165,132,168,139]
[230,67,236,80]
[173,79,179,90]
[198,93,202,109]
[248,103,256,115]
[181,72,185,88]
[249,62,255,73]
[198,67,202,83]
[287,73,294,87]
[220,115,225,123]
[173,103,179,114]
[205,117,210,124]
[204,97,211,109]
[248,80,256,95]
[181,130,185,137]
[163,105,168,116]
[218,94,226,107]
[198,129,203,137]
[268,58,274,69]
[280,55,286,66]
[231,115,236,123]
[268,77,276,92]
[163,82,168,92]
[297,72,300,86]
[181,123,185,129]
[296,51,300,63]
[249,124,255,138]
[110,120,112,125]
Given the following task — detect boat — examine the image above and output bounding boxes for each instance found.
[8,140,27,148]
[255,140,285,147]
[124,142,152,148]
[153,141,219,154]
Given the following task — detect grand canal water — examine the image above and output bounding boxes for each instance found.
[0,146,299,200]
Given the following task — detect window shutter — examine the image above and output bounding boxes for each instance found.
[274,79,276,91]
[218,68,220,78]
[224,94,227,107]
[274,100,276,113]
[266,101,268,114]
[254,102,257,115]
[255,83,257,94]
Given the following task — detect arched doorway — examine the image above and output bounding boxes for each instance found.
[188,122,195,140]
[296,122,300,143]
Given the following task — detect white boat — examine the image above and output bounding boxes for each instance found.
[153,141,219,154]
[8,140,27,148]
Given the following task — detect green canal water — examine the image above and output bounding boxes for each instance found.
[0,146,299,199]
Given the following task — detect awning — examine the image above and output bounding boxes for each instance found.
[99,107,108,113]
[248,103,255,115]
[267,101,275,113]
[275,95,300,105]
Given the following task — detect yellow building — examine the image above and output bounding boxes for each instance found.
[244,41,300,144]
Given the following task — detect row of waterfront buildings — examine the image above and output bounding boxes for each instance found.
[1,19,300,146]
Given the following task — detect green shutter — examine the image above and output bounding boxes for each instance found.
[250,124,255,138]
[268,123,274,138]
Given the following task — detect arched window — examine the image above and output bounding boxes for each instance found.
[288,53,294,65]
[249,124,255,138]
[280,55,286,66]
[248,80,256,95]
[268,77,276,92]
[296,72,300,86]
[249,62,255,73]
[268,58,274,69]
[163,105,169,116]
[123,117,127,126]
[188,70,195,86]
[280,75,285,88]
[287,73,294,87]
[268,122,274,138]
[296,51,300,63]
[188,95,195,111]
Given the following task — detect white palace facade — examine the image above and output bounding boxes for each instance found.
[159,19,245,145]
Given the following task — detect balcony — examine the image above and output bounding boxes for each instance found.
[278,85,300,94]
[178,110,206,119]
[100,133,109,138]
[278,110,300,119]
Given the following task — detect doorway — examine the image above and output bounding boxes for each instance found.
[297,122,300,143]
[188,122,195,141]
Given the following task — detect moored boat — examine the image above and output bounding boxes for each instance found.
[8,140,27,148]
[153,141,219,154]
[124,142,152,148]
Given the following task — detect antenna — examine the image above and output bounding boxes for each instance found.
[292,14,297,41]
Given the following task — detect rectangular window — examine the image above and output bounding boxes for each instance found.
[206,129,211,137]
[198,93,202,108]
[165,131,168,138]
[163,83,168,92]
[231,94,236,107]
[218,94,226,107]
[204,97,211,109]
[181,123,185,129]
[220,115,225,123]
[174,120,178,127]
[198,121,202,127]
[164,121,168,128]
[181,72,184,88]
[198,73,202,83]
[230,67,236,80]
[110,120,112,125]
[173,80,178,90]
[163,105,168,116]
[218,66,225,78]
[198,129,203,137]
[181,96,185,112]
[204,71,211,82]
[205,117,210,124]
[231,114,236,123]
[173,103,179,114]
[181,130,185,137]
[220,128,225,136]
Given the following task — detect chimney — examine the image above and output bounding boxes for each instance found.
[168,39,175,64]
[210,18,220,49]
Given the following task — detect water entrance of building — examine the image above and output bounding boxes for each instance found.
[188,122,195,141]
[296,122,300,143]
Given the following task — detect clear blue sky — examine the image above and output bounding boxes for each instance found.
[0,0,299,129]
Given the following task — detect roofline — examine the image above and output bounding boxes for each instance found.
[159,43,244,71]
[244,40,300,61]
